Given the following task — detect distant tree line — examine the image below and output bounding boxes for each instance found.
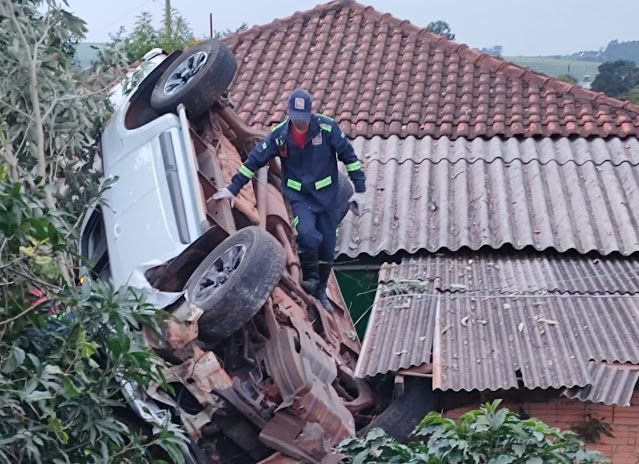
[568,40,639,63]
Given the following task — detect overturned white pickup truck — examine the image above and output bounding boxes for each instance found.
[81,40,375,463]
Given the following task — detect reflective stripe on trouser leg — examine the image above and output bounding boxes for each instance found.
[287,178,302,191]
[290,202,322,250]
[315,206,341,263]
[314,176,332,190]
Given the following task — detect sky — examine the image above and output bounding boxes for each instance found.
[68,0,639,56]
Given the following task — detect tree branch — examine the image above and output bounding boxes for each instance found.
[0,299,47,326]
[6,1,52,209]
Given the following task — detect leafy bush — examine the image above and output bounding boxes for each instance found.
[339,400,609,464]
[0,169,188,463]
[0,1,188,462]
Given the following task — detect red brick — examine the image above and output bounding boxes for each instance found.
[529,402,558,423]
[587,443,613,458]
[627,426,639,446]
[587,405,614,422]
[614,408,639,426]
[611,445,639,464]
[444,406,475,420]
[556,405,587,423]
[599,425,628,446]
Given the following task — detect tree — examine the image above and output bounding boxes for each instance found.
[0,1,186,462]
[214,22,249,39]
[339,400,609,463]
[591,60,639,97]
[109,9,198,63]
[426,20,455,40]
[557,74,578,84]
[601,40,639,64]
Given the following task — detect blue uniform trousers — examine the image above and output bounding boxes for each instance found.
[291,200,340,263]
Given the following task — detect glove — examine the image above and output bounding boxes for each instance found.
[212,187,236,207]
[350,191,366,216]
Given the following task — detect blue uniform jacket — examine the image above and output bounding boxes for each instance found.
[227,114,366,209]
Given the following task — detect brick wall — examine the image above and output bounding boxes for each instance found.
[444,391,639,464]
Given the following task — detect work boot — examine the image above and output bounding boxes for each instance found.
[299,249,320,295]
[316,262,333,312]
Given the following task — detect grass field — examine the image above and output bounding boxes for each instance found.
[504,56,601,81]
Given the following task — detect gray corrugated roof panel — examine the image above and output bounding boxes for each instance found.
[380,253,639,295]
[355,254,639,400]
[435,294,639,392]
[336,137,639,258]
[563,363,639,406]
[353,136,639,166]
[355,284,437,378]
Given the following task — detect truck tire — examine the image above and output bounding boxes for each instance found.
[150,39,237,118]
[338,172,354,224]
[186,227,285,342]
[360,377,437,443]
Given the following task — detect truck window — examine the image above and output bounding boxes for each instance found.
[81,208,112,281]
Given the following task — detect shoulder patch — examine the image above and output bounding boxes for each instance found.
[319,123,332,132]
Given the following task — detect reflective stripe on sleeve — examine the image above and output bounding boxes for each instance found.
[239,164,254,179]
[346,161,362,172]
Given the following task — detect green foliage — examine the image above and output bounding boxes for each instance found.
[0,0,125,221]
[627,88,639,105]
[214,22,249,39]
[591,60,639,98]
[0,1,188,462]
[107,9,198,63]
[505,57,600,82]
[426,20,455,41]
[557,74,578,84]
[0,172,187,463]
[339,400,609,464]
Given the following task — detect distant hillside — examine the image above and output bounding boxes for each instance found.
[505,57,600,81]
[73,42,601,83]
[74,42,105,68]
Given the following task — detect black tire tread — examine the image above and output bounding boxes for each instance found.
[150,39,237,118]
[186,227,285,341]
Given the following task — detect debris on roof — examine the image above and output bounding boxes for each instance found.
[356,253,639,405]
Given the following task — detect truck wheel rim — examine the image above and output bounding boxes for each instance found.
[164,51,208,95]
[193,244,246,302]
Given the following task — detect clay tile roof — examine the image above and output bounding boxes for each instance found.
[223,0,639,140]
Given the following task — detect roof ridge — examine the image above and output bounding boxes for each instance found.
[224,0,365,43]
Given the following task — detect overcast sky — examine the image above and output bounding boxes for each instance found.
[69,0,638,56]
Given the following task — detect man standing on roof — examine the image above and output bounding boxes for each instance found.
[213,89,366,311]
